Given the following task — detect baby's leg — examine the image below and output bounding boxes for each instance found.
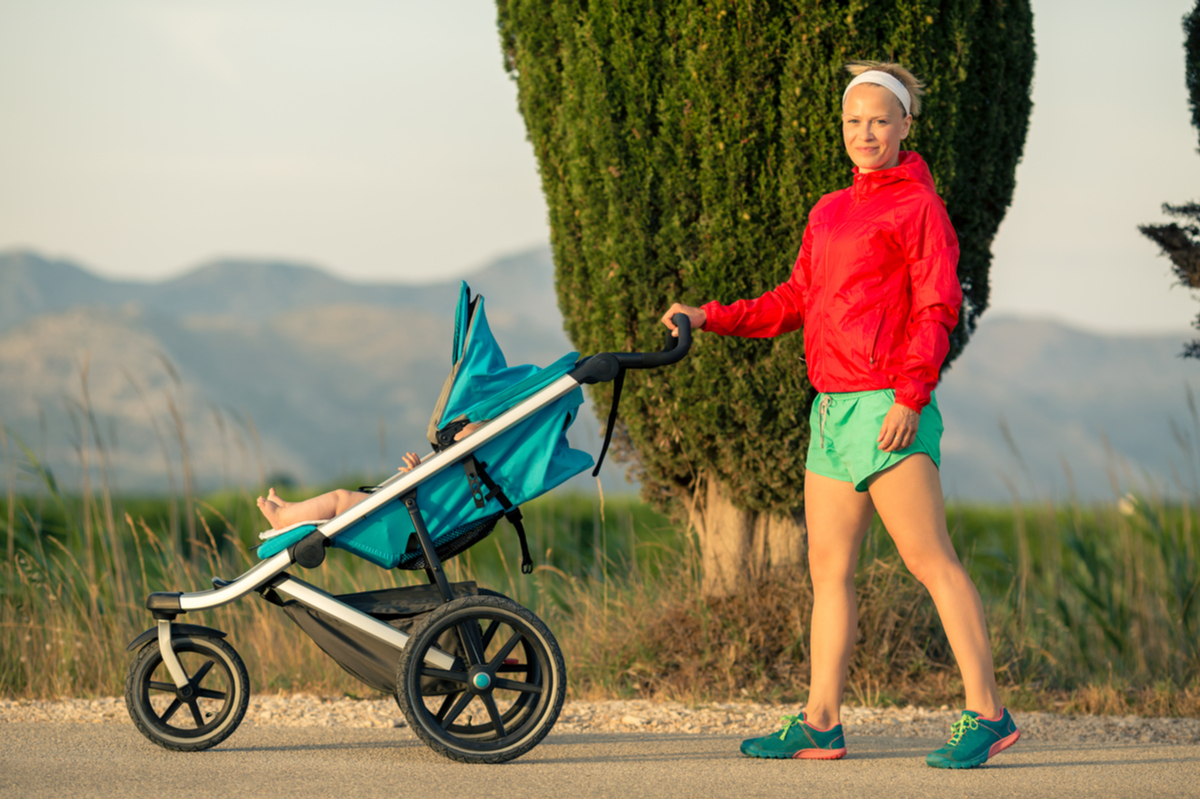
[257,488,369,530]
[267,487,291,508]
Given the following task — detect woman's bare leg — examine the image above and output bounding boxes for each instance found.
[803,470,876,729]
[867,454,1003,717]
[257,488,369,530]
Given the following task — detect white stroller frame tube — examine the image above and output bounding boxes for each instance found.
[157,620,190,688]
[151,374,585,674]
[170,373,583,612]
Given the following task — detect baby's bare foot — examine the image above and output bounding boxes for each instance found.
[267,487,291,508]
[257,496,284,530]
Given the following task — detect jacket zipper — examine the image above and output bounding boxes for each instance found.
[868,312,886,367]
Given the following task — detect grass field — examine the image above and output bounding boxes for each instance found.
[3,447,1198,715]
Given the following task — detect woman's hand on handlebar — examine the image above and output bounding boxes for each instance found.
[662,303,706,337]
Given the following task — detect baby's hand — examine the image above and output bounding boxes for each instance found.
[398,452,421,473]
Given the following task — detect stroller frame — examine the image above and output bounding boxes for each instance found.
[124,309,692,763]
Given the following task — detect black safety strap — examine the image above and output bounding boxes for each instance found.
[462,456,533,573]
[592,366,626,477]
[504,508,533,575]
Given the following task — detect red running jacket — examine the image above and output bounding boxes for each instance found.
[701,151,962,413]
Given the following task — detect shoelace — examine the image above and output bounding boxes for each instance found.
[778,714,804,740]
[947,715,979,746]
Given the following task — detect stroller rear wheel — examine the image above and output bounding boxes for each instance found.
[125,634,249,751]
[396,595,566,763]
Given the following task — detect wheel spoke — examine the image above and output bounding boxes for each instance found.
[433,692,459,723]
[480,693,507,738]
[187,699,205,727]
[160,698,183,723]
[148,681,178,693]
[496,663,530,673]
[195,688,227,701]
[191,659,216,684]
[493,678,543,694]
[420,668,469,686]
[439,691,473,727]
[488,632,523,671]
[480,619,500,650]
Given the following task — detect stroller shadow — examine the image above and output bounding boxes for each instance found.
[219,730,426,756]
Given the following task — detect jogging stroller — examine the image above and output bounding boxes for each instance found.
[123,282,693,763]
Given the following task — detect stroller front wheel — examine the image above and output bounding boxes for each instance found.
[396,595,566,763]
[125,634,250,751]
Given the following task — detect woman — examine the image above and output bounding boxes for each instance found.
[661,62,1019,769]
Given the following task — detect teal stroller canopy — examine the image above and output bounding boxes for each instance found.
[260,282,594,570]
[426,283,583,449]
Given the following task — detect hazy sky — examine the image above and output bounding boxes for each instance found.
[2,0,1199,334]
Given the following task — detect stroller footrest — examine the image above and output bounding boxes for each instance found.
[257,524,321,560]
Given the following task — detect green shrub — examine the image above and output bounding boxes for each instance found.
[497,0,1035,516]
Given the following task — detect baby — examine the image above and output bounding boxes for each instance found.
[256,422,481,531]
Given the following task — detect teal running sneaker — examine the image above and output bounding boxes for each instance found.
[740,712,847,760]
[926,709,1020,769]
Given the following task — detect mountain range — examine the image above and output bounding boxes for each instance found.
[1,246,1196,502]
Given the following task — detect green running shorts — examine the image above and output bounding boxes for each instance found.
[805,388,943,492]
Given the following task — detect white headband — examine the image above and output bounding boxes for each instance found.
[842,71,912,116]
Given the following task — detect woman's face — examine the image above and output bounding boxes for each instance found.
[842,84,911,173]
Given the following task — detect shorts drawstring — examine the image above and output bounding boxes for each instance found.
[818,394,831,449]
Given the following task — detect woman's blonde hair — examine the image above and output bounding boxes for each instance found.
[845,61,925,117]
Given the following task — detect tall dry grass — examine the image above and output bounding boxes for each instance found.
[2,366,1199,715]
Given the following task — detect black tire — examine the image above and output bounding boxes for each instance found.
[396,595,566,763]
[125,634,249,752]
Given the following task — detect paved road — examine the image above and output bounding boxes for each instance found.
[4,723,1197,798]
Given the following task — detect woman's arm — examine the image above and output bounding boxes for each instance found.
[893,200,962,413]
[699,224,814,338]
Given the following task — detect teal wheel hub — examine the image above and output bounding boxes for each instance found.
[472,673,491,690]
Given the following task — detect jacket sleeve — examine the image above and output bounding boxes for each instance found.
[894,199,962,413]
[701,223,812,338]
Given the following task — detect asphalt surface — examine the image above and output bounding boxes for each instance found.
[3,722,1198,798]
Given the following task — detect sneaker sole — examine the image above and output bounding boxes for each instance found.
[743,748,847,760]
[987,729,1021,759]
[794,747,847,760]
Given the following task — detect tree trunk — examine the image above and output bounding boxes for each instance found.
[689,471,807,599]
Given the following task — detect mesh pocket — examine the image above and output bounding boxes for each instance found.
[396,511,505,571]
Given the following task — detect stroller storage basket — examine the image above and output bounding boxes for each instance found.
[271,581,479,694]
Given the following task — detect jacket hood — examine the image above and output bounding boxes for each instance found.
[851,151,938,195]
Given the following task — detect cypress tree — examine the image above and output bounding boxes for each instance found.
[497,0,1035,595]
[1140,0,1200,358]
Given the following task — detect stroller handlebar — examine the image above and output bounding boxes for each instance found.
[616,313,692,369]
[571,313,692,385]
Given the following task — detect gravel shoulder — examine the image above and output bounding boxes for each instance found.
[4,695,1198,744]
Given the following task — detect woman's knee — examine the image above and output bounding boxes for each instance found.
[807,546,858,587]
[900,548,964,589]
